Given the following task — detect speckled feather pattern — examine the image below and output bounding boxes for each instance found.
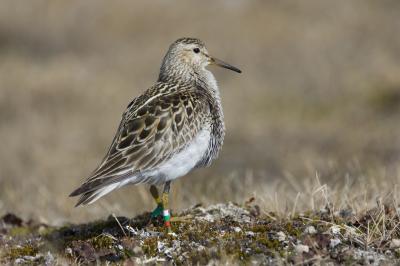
[70,38,227,206]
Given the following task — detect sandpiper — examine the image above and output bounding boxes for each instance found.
[70,38,241,233]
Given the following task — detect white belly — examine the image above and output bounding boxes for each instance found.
[152,128,211,182]
[84,129,211,204]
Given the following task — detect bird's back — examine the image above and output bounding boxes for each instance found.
[69,37,241,207]
[70,81,222,205]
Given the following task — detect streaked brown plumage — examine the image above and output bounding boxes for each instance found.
[70,38,241,212]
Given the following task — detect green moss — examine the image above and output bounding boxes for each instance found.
[45,218,121,250]
[284,222,302,237]
[394,249,400,259]
[7,245,38,259]
[250,224,269,233]
[5,203,400,264]
[221,231,244,242]
[343,256,358,266]
[38,226,55,237]
[224,243,248,261]
[258,237,281,250]
[184,222,219,242]
[9,227,32,237]
[122,248,135,258]
[278,249,287,258]
[142,237,158,257]
[91,234,115,249]
[184,249,221,265]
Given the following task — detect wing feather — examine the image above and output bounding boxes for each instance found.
[70,85,210,204]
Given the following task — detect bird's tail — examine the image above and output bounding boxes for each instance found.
[69,172,133,207]
[71,182,121,207]
[69,171,164,206]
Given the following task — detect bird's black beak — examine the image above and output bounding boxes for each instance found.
[209,56,242,73]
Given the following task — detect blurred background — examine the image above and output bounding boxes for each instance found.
[1,0,400,224]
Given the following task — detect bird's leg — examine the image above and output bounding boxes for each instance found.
[162,181,173,234]
[150,185,163,218]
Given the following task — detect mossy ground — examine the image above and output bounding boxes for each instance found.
[1,202,400,265]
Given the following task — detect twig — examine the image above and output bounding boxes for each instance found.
[112,213,127,236]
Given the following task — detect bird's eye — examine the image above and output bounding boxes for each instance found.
[193,48,200,54]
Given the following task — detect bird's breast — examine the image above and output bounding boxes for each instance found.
[151,128,211,182]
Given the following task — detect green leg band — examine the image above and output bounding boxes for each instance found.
[151,204,163,218]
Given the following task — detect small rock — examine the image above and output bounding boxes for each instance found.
[22,255,38,261]
[339,209,353,218]
[132,246,143,255]
[295,244,309,254]
[343,226,358,238]
[330,238,341,248]
[305,226,317,234]
[319,207,329,214]
[157,241,166,252]
[194,202,252,223]
[164,247,174,258]
[330,225,341,235]
[14,258,24,264]
[14,254,44,265]
[71,240,97,263]
[167,232,177,237]
[125,225,137,234]
[38,225,49,235]
[246,231,255,237]
[277,231,286,242]
[233,227,242,233]
[44,252,54,265]
[390,239,400,248]
[172,240,181,249]
[65,247,73,256]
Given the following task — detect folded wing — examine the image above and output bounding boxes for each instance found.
[70,86,210,205]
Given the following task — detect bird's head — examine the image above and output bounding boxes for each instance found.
[159,38,241,82]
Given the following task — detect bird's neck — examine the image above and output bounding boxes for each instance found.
[196,68,222,105]
[158,64,224,122]
[159,66,219,96]
[194,69,225,134]
[158,63,223,118]
[158,65,225,166]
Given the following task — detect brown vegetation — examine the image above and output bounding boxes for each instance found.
[0,1,400,253]
[2,196,400,264]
